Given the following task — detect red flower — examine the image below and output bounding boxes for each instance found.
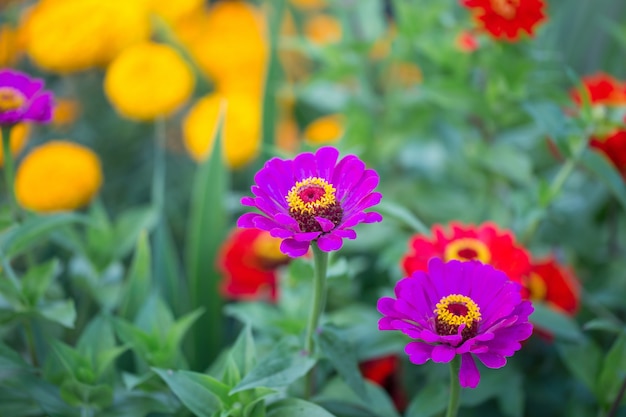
[217,228,289,302]
[570,73,626,107]
[360,355,407,412]
[455,30,480,52]
[461,0,546,42]
[524,257,580,315]
[402,222,531,287]
[590,130,626,179]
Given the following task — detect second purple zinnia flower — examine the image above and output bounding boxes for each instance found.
[0,69,54,126]
[238,146,382,257]
[378,258,533,388]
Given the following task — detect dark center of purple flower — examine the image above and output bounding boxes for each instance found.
[286,177,343,233]
[0,87,26,112]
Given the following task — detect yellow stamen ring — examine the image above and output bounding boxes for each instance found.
[490,0,519,19]
[435,294,482,329]
[252,232,289,263]
[286,177,337,215]
[444,238,492,264]
[0,87,26,112]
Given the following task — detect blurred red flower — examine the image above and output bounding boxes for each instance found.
[218,228,289,302]
[570,73,626,106]
[461,0,546,42]
[524,257,580,315]
[360,355,407,412]
[402,222,531,287]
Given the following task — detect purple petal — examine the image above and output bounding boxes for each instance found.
[431,345,456,363]
[315,216,335,232]
[333,228,357,239]
[317,233,343,252]
[405,342,434,365]
[293,232,321,242]
[377,297,397,317]
[363,211,383,223]
[341,171,380,210]
[24,92,54,123]
[293,151,317,181]
[475,352,507,369]
[280,238,310,258]
[315,146,339,180]
[274,213,301,231]
[269,228,293,238]
[332,156,365,200]
[459,353,480,388]
[237,212,263,228]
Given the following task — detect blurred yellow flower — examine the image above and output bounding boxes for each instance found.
[0,123,29,167]
[15,140,103,213]
[0,24,20,67]
[22,0,150,73]
[179,0,267,94]
[149,0,203,23]
[303,114,344,144]
[52,98,80,129]
[104,42,194,121]
[304,14,342,46]
[290,0,327,11]
[276,116,300,153]
[183,92,262,168]
[387,62,423,88]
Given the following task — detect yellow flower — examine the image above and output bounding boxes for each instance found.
[104,42,194,121]
[303,114,344,144]
[0,123,30,167]
[183,92,262,168]
[22,0,150,73]
[149,0,204,23]
[387,62,423,88]
[178,1,267,95]
[304,14,342,46]
[0,24,20,67]
[276,116,300,153]
[15,141,103,213]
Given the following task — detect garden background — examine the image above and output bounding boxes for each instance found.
[1,0,626,416]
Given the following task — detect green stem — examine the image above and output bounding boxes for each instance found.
[23,319,38,367]
[1,125,19,220]
[521,137,588,244]
[304,244,329,354]
[152,118,166,216]
[445,356,461,417]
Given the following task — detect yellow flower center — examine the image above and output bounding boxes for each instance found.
[286,177,337,215]
[444,238,491,264]
[490,0,519,19]
[435,294,482,329]
[526,272,547,301]
[252,232,289,266]
[0,87,25,112]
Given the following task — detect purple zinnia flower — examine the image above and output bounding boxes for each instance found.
[378,258,533,388]
[0,69,54,126]
[237,146,382,257]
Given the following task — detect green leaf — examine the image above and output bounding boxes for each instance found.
[154,368,226,417]
[230,325,257,377]
[580,149,626,210]
[0,342,30,371]
[165,308,205,354]
[59,379,113,408]
[530,302,582,342]
[186,109,229,369]
[375,201,429,234]
[118,231,152,320]
[245,398,267,417]
[556,338,603,392]
[582,318,625,334]
[596,332,626,406]
[38,300,76,328]
[152,220,185,316]
[316,324,368,402]
[0,213,88,257]
[405,380,447,417]
[112,206,157,260]
[267,398,336,417]
[21,259,60,307]
[230,337,316,394]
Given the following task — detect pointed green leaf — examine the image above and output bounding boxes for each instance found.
[530,302,582,342]
[152,220,185,316]
[186,106,228,369]
[154,368,226,417]
[112,206,157,260]
[230,337,316,394]
[316,325,368,402]
[78,314,116,356]
[0,342,30,371]
[267,398,336,417]
[21,259,60,307]
[315,377,401,417]
[581,149,626,210]
[596,333,626,406]
[38,300,76,328]
[405,379,447,417]
[118,231,152,320]
[245,399,266,417]
[166,308,205,353]
[230,325,257,377]
[59,379,113,408]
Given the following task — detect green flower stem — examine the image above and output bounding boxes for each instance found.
[152,118,166,215]
[445,356,461,417]
[521,136,588,244]
[1,125,19,220]
[304,244,329,355]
